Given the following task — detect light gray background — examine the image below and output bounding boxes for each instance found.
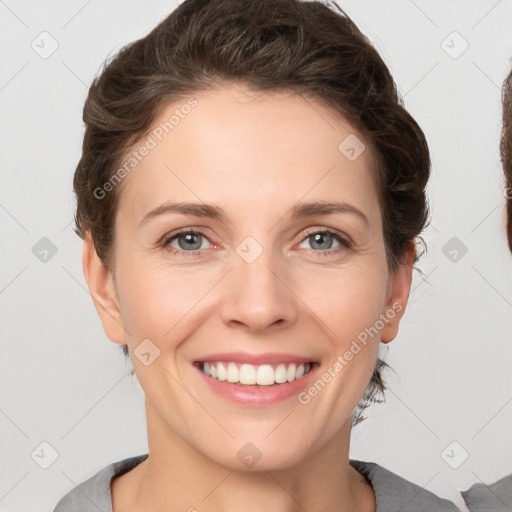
[1,1,511,511]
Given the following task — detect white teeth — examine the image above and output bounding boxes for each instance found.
[274,363,288,383]
[240,364,257,385]
[201,361,313,385]
[227,362,239,383]
[216,362,227,381]
[286,363,296,382]
[256,365,274,385]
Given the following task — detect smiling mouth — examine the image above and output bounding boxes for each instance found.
[194,361,318,386]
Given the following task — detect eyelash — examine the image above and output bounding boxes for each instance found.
[161,227,352,257]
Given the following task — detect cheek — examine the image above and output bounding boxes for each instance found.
[295,262,389,344]
[115,255,221,345]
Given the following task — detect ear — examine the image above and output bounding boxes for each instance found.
[82,232,127,345]
[379,240,416,344]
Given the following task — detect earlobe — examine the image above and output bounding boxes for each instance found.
[380,241,416,344]
[82,232,127,345]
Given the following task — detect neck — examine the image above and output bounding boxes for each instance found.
[112,400,376,512]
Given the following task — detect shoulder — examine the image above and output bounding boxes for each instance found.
[350,460,512,512]
[350,459,460,512]
[52,454,148,512]
[461,471,512,512]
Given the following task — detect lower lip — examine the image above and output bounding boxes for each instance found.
[193,362,319,406]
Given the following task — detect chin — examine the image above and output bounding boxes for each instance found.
[198,436,314,473]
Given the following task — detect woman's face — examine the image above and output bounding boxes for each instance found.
[84,83,413,470]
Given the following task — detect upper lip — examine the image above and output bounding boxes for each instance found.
[194,352,318,365]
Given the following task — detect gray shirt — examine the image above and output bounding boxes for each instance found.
[53,453,512,512]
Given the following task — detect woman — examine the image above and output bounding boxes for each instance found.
[53,1,507,510]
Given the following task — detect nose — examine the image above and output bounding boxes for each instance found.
[219,241,299,333]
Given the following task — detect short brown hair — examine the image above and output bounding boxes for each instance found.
[73,0,431,426]
[501,69,512,253]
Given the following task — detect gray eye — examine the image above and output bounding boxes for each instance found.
[176,232,203,250]
[309,232,335,250]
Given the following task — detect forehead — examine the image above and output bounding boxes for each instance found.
[117,83,380,225]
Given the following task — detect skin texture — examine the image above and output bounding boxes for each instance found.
[83,83,415,512]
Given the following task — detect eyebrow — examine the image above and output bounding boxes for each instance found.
[139,200,370,228]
